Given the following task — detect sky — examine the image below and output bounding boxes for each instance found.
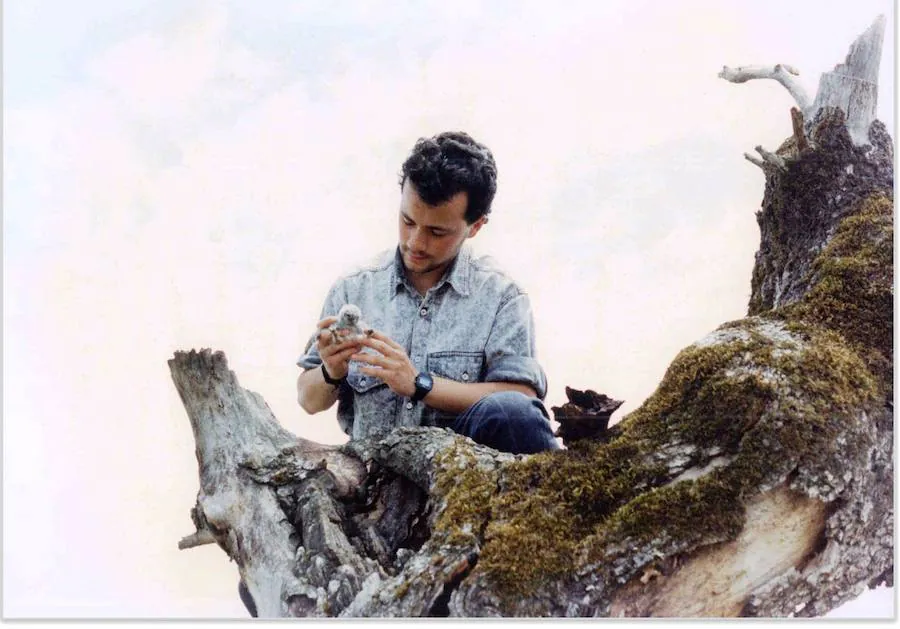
[3,0,895,620]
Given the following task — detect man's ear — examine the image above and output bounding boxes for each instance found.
[467,216,488,239]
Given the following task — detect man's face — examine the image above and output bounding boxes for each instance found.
[398,182,486,277]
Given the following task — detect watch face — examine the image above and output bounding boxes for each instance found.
[414,372,433,401]
[417,372,434,389]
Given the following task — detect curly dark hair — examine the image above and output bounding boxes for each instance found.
[399,131,498,224]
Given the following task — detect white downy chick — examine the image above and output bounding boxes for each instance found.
[328,304,373,344]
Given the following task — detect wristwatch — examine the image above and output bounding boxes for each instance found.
[411,371,434,403]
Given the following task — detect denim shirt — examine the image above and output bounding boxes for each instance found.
[296,245,547,440]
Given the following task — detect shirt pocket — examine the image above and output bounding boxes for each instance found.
[427,351,485,384]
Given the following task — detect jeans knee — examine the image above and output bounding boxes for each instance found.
[455,390,558,454]
[483,391,547,423]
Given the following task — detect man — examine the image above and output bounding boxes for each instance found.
[296,131,558,455]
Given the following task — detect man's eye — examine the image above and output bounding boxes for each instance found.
[403,218,414,226]
[431,230,447,237]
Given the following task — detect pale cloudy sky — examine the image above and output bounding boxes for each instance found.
[3,0,894,619]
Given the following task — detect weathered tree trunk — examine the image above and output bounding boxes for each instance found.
[809,15,886,146]
[170,18,892,617]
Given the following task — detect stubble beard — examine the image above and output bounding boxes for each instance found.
[404,248,458,281]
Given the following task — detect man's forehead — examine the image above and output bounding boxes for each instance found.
[401,186,468,225]
[399,208,459,230]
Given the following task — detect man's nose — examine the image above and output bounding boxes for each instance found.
[408,227,428,251]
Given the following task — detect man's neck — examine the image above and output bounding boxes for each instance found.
[407,266,446,297]
[404,256,457,297]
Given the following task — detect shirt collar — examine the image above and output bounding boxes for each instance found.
[390,245,472,298]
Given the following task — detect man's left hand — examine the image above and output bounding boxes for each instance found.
[351,331,418,398]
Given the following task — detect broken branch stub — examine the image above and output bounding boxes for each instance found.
[717,63,811,111]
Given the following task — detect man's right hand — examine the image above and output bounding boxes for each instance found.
[316,316,362,382]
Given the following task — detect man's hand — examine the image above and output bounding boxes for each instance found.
[351,331,417,398]
[316,316,362,381]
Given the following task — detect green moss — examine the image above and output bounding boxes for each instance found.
[475,440,668,598]
[585,475,745,553]
[783,193,893,393]
[619,332,779,449]
[431,442,500,548]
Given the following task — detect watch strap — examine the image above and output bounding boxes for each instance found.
[321,363,345,386]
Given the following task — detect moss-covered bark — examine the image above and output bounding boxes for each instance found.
[435,312,883,614]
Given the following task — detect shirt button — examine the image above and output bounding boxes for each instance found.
[420,308,428,317]
[462,372,470,381]
[406,402,414,410]
[359,378,366,385]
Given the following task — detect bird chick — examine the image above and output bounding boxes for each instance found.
[328,304,373,345]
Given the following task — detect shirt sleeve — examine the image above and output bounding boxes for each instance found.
[482,289,548,400]
[296,281,347,370]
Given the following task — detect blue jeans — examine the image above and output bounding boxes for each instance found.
[451,391,560,454]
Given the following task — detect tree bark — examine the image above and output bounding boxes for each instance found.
[170,18,892,618]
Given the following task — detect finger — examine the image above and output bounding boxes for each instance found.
[327,345,360,363]
[356,336,396,357]
[362,331,404,352]
[317,316,338,329]
[318,336,347,353]
[317,330,333,347]
[351,352,391,368]
[358,365,386,379]
[322,339,361,356]
[365,330,400,349]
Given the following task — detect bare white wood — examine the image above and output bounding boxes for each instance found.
[178,529,216,549]
[810,15,885,145]
[718,64,811,110]
[755,145,787,171]
[743,153,766,169]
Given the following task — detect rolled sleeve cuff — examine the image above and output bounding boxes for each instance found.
[484,355,548,400]
[296,333,323,370]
